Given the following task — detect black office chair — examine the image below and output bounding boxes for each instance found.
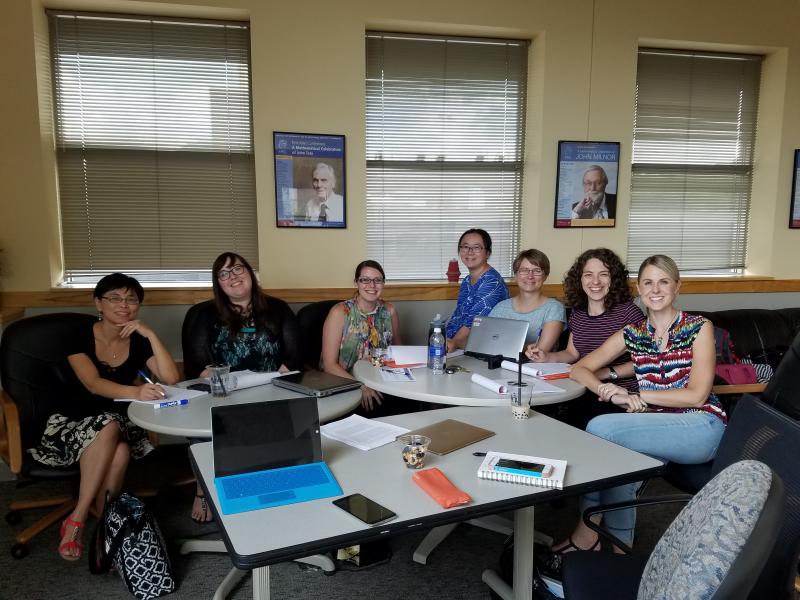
[1,312,95,558]
[296,299,341,370]
[566,395,800,599]
[666,330,800,495]
[562,460,784,600]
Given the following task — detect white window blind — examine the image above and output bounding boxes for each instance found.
[366,32,528,280]
[49,11,257,284]
[628,48,762,274]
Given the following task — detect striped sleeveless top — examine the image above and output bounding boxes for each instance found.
[623,312,726,423]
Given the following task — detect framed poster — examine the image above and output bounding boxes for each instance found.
[274,132,346,228]
[791,150,800,229]
[554,141,620,228]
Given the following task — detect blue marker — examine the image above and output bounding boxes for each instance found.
[138,370,166,398]
[153,398,189,410]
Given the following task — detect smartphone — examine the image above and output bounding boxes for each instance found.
[187,383,211,392]
[332,493,397,526]
[493,458,553,478]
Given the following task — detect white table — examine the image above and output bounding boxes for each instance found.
[128,381,361,599]
[128,380,361,437]
[353,355,585,407]
[191,405,663,600]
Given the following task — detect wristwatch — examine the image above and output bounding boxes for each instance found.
[608,366,619,381]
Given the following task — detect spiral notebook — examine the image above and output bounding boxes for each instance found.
[477,451,567,490]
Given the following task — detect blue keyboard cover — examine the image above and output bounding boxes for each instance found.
[221,464,328,500]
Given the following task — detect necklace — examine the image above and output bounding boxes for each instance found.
[650,311,679,351]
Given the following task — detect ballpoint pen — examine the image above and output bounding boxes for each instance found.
[138,370,167,398]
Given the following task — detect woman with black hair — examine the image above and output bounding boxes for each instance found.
[190,252,302,522]
[31,273,179,561]
[526,248,643,427]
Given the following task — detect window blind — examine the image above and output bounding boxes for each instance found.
[628,48,761,273]
[49,11,257,283]
[366,32,528,280]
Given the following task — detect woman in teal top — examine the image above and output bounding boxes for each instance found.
[322,260,401,412]
[489,249,565,350]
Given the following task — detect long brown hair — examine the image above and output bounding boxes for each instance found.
[211,252,276,336]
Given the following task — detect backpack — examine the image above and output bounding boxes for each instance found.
[89,493,176,599]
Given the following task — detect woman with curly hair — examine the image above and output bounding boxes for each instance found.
[526,248,643,427]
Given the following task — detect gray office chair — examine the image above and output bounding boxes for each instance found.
[562,460,784,600]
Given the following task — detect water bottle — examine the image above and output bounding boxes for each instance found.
[427,313,443,369]
[429,327,446,375]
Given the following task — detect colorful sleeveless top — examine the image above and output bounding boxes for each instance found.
[623,312,726,423]
[337,298,394,372]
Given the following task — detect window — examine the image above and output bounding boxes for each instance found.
[628,49,762,274]
[49,11,257,284]
[365,32,528,280]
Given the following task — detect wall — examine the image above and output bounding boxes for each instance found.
[1,0,799,295]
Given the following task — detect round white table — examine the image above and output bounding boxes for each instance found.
[127,381,362,437]
[353,355,585,407]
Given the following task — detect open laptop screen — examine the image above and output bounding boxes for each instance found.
[211,397,322,478]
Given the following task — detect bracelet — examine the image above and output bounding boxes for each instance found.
[608,366,618,380]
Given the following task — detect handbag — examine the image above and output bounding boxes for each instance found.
[715,363,759,385]
[89,492,176,599]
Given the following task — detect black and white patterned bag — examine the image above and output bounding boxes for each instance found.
[89,492,176,599]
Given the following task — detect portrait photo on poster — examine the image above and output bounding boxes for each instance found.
[790,149,800,229]
[274,132,346,229]
[553,141,620,228]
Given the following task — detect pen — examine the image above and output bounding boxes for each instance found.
[138,370,166,398]
[473,452,487,457]
[154,399,189,410]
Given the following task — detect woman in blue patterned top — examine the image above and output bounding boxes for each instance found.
[191,252,301,522]
[489,249,565,349]
[446,229,509,352]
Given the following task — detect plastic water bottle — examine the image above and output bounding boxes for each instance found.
[429,327,446,375]
[427,313,443,369]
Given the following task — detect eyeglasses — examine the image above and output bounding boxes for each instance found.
[517,267,544,277]
[357,277,385,286]
[217,264,246,281]
[102,295,140,305]
[458,245,485,254]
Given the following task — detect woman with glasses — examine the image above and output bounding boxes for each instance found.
[446,228,509,353]
[526,248,644,428]
[489,249,565,350]
[30,273,179,561]
[188,252,302,522]
[322,260,401,413]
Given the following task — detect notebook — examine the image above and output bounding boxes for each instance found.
[464,316,530,361]
[272,370,362,397]
[400,419,495,455]
[477,451,567,490]
[212,398,342,515]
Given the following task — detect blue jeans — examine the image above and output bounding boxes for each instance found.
[578,411,725,546]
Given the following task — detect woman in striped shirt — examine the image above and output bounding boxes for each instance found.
[526,248,643,427]
[553,254,725,554]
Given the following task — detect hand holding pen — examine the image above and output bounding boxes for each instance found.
[137,370,167,400]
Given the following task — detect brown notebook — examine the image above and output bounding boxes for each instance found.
[400,419,495,455]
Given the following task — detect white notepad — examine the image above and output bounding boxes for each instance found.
[477,451,567,490]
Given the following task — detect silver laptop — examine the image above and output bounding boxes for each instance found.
[464,316,529,361]
[272,370,362,397]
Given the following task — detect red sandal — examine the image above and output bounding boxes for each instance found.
[58,516,85,561]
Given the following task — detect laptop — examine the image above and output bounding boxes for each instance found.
[464,316,530,361]
[211,398,342,515]
[272,370,362,397]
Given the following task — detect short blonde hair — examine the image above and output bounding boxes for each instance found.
[513,249,550,277]
[637,254,679,282]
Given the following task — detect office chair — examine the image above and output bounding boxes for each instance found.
[1,312,95,558]
[562,460,784,600]
[296,300,340,369]
[571,395,800,599]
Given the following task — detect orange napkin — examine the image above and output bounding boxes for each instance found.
[412,467,471,508]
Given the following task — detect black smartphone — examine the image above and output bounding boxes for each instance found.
[187,383,211,392]
[493,458,552,477]
[332,493,397,526]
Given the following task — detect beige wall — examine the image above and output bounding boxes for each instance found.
[1,0,799,292]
